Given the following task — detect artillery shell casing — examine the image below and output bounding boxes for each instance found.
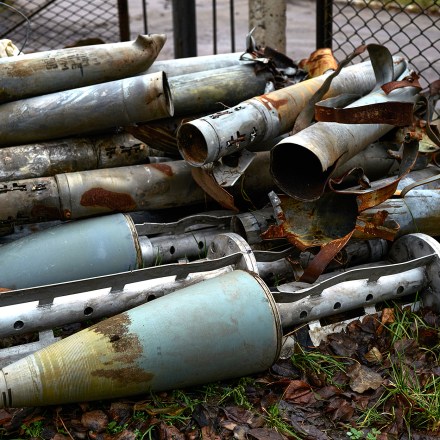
[0,133,157,182]
[0,161,207,225]
[0,270,281,408]
[0,214,142,290]
[0,71,173,147]
[270,82,419,201]
[0,34,166,103]
[177,57,407,166]
[169,64,275,116]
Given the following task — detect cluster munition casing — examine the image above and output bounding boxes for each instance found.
[176,57,407,166]
[0,71,173,147]
[270,69,420,201]
[0,161,206,226]
[0,34,167,102]
[0,133,167,182]
[1,233,440,408]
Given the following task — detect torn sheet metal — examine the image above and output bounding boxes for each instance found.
[0,34,166,103]
[0,71,173,147]
[0,161,207,226]
[0,133,167,181]
[191,151,276,211]
[270,71,420,201]
[176,57,407,166]
[262,137,420,282]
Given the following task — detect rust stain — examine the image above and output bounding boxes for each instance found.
[90,313,154,385]
[91,313,134,353]
[355,210,399,241]
[261,224,287,240]
[0,288,11,292]
[258,95,288,112]
[150,163,174,177]
[30,204,62,220]
[80,187,137,211]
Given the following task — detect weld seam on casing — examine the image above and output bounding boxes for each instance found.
[253,273,283,362]
[55,173,72,220]
[124,214,144,269]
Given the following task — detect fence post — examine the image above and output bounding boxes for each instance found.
[316,0,333,49]
[172,0,197,58]
[117,0,130,41]
[248,0,286,53]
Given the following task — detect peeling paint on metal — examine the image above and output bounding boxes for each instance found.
[150,163,174,177]
[80,188,137,211]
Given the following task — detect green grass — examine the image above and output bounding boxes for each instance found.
[291,343,349,386]
[264,404,303,439]
[357,305,440,434]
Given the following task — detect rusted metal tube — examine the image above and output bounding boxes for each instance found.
[169,64,275,116]
[0,133,167,181]
[270,77,419,201]
[0,34,166,103]
[0,71,173,147]
[0,161,207,226]
[356,189,440,239]
[0,270,281,408]
[176,57,407,166]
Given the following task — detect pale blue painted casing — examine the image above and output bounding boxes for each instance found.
[128,269,282,390]
[0,270,282,407]
[0,213,141,290]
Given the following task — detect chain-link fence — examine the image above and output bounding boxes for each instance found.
[320,1,439,90]
[0,0,124,53]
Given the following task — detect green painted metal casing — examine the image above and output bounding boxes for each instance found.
[0,270,282,408]
[0,213,142,290]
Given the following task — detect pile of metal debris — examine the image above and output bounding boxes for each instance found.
[0,34,439,409]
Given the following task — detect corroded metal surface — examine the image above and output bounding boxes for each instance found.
[0,161,208,226]
[356,189,440,239]
[176,57,407,166]
[270,79,420,201]
[191,151,275,211]
[0,71,173,147]
[0,34,166,103]
[169,64,274,116]
[0,133,161,181]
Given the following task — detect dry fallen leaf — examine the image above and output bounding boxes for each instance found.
[364,346,383,364]
[346,364,383,393]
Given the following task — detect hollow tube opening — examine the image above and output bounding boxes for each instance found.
[177,123,209,166]
[271,144,334,201]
